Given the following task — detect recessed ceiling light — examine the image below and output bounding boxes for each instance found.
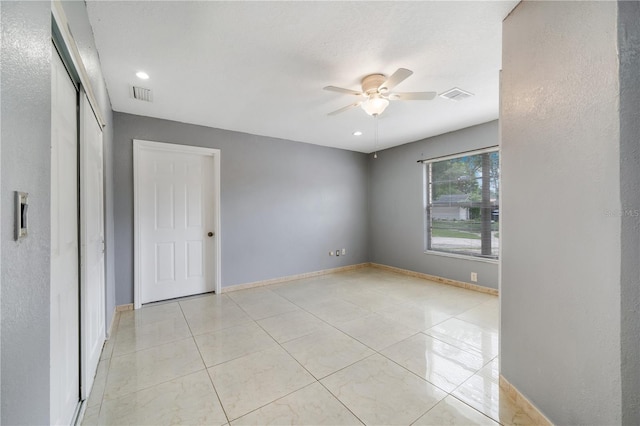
[136,71,150,80]
[353,131,363,136]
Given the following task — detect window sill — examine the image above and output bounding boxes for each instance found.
[424,250,499,265]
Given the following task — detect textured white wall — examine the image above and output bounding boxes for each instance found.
[501,1,621,423]
[1,1,53,423]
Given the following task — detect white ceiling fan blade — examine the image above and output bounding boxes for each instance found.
[328,101,362,116]
[389,91,437,101]
[323,86,363,96]
[379,68,413,92]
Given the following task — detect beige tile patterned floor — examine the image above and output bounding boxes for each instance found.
[83,267,536,425]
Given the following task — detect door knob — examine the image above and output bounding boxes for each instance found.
[208,232,214,237]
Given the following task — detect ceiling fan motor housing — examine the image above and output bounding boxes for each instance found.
[362,74,387,94]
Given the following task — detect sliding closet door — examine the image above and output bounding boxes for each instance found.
[50,45,80,426]
[80,90,106,398]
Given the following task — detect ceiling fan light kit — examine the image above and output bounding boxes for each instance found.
[324,68,437,117]
[362,93,389,116]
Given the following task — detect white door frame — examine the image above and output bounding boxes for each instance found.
[133,140,222,309]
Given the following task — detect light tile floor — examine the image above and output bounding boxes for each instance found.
[83,267,536,425]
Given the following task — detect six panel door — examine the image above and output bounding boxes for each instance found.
[138,148,215,304]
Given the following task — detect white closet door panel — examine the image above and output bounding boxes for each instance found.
[50,47,80,426]
[80,91,105,399]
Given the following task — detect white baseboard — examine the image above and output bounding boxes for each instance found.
[123,262,496,305]
[221,263,369,293]
[106,307,119,339]
[115,303,134,312]
[499,375,553,425]
[370,263,499,296]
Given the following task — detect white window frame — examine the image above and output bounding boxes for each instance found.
[423,147,500,262]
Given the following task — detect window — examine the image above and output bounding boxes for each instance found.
[425,148,499,260]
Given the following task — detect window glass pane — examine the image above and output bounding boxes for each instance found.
[426,150,499,259]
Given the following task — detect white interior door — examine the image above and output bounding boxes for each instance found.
[50,46,80,426]
[134,141,219,305]
[80,90,105,399]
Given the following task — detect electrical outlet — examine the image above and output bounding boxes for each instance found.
[329,251,334,256]
[341,248,346,255]
[471,272,478,282]
[336,248,340,257]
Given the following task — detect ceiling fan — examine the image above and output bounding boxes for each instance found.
[324,68,436,117]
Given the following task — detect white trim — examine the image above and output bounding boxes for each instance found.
[134,139,218,156]
[71,400,85,426]
[423,146,500,262]
[370,263,499,296]
[116,303,134,312]
[499,375,552,425]
[421,145,499,164]
[51,1,106,129]
[106,308,118,339]
[498,71,504,361]
[423,249,499,265]
[221,263,369,293]
[133,142,141,309]
[133,140,221,309]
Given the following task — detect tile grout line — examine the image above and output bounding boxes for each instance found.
[177,298,232,426]
[226,382,322,424]
[267,277,446,425]
[248,288,364,425]
[314,379,368,426]
[90,267,502,425]
[252,281,371,426]
[214,309,316,423]
[421,328,492,360]
[273,276,497,425]
[108,332,194,360]
[255,278,383,424]
[89,310,121,424]
[448,392,502,425]
[97,307,216,418]
[107,311,211,398]
[199,288,368,422]
[445,355,503,425]
[109,303,197,358]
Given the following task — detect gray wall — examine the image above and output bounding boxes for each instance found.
[501,2,622,424]
[618,2,640,423]
[0,1,114,423]
[113,112,369,305]
[369,121,499,289]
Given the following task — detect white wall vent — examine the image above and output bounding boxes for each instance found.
[131,86,153,102]
[439,87,474,101]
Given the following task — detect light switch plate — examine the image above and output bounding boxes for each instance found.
[15,191,28,241]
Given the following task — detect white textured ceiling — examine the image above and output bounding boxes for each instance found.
[86,1,518,153]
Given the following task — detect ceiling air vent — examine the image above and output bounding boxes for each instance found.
[439,87,473,101]
[131,86,153,102]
